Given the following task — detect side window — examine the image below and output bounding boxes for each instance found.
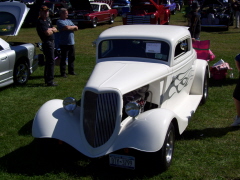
[99,40,112,58]
[174,39,189,59]
[101,5,107,11]
[0,45,3,51]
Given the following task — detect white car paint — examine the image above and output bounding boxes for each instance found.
[32,25,209,170]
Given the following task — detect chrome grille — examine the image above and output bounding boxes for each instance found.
[68,15,84,20]
[83,91,119,148]
[126,15,151,24]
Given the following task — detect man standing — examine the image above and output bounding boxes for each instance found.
[187,1,201,40]
[232,0,240,28]
[231,54,240,126]
[36,5,58,86]
[57,8,78,78]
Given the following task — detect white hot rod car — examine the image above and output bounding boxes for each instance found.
[32,25,209,171]
[0,2,39,88]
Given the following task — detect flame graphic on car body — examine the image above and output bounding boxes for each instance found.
[166,68,194,99]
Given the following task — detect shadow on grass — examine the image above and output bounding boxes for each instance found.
[201,27,239,34]
[209,78,239,87]
[0,120,163,179]
[181,126,240,140]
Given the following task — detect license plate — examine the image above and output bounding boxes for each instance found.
[109,154,135,170]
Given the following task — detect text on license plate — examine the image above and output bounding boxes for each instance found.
[109,154,135,170]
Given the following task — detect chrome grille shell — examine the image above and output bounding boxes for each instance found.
[126,15,151,24]
[83,90,121,148]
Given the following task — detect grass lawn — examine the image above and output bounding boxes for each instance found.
[1,9,240,180]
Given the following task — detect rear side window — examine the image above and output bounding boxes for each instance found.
[174,39,189,59]
[0,12,16,36]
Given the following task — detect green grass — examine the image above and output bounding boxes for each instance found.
[1,11,240,180]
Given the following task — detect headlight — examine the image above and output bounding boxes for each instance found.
[63,97,77,112]
[125,102,140,118]
[151,14,156,19]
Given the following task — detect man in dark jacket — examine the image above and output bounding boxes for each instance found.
[36,5,58,86]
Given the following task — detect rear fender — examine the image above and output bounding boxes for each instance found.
[190,59,209,95]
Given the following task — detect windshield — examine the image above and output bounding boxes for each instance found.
[98,39,169,61]
[91,4,99,11]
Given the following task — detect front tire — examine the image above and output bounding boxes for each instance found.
[149,122,175,172]
[92,18,97,28]
[13,60,29,85]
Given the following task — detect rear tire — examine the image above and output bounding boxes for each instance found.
[165,15,170,25]
[109,15,114,24]
[200,69,209,105]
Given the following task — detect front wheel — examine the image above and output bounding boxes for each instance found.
[13,60,29,85]
[92,18,97,28]
[150,122,175,172]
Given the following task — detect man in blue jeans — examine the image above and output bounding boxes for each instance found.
[57,8,78,78]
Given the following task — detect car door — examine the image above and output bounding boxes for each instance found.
[165,37,195,109]
[94,4,107,22]
[0,46,10,84]
[101,4,111,22]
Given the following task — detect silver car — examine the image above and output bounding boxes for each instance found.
[0,2,40,88]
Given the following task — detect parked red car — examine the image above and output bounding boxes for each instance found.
[122,0,171,25]
[68,0,117,28]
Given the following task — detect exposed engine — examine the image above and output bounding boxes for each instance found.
[122,85,152,120]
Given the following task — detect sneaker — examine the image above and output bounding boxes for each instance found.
[61,74,67,78]
[46,82,58,86]
[231,116,240,126]
[68,72,76,75]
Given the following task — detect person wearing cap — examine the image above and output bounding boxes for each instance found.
[57,8,78,78]
[187,1,201,40]
[231,54,240,126]
[36,5,58,86]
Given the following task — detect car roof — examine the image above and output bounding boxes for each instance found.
[97,25,190,44]
[0,2,29,36]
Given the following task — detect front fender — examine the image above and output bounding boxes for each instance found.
[32,99,85,152]
[108,108,177,153]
